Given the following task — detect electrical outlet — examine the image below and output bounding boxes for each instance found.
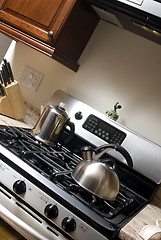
[19,66,44,91]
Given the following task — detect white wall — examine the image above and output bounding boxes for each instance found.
[4,21,161,146]
[0,33,12,62]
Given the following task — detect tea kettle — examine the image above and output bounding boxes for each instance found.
[72,144,133,201]
[31,103,75,146]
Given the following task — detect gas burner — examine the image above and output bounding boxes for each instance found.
[0,126,80,174]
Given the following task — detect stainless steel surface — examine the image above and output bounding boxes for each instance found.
[0,205,52,240]
[0,156,108,240]
[86,0,161,46]
[72,160,120,201]
[0,190,68,240]
[31,103,74,146]
[72,144,132,200]
[1,89,161,240]
[117,0,161,17]
[91,0,161,19]
[45,90,161,184]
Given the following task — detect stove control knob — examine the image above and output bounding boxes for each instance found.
[13,180,26,194]
[44,204,58,219]
[75,111,83,120]
[62,216,76,232]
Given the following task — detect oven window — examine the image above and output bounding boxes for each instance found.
[0,217,26,240]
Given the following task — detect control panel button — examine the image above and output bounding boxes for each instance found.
[62,216,76,232]
[44,204,58,219]
[13,180,26,194]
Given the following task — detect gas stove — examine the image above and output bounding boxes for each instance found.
[0,90,161,240]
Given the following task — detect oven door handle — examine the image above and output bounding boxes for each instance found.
[0,204,52,240]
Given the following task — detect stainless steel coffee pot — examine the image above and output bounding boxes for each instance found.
[72,144,133,201]
[31,103,75,146]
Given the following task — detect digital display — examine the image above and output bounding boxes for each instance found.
[83,114,126,145]
[98,120,116,136]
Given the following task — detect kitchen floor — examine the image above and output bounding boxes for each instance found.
[0,218,26,240]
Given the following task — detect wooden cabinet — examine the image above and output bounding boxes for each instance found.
[0,0,99,71]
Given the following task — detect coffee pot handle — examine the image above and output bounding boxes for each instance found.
[64,121,75,145]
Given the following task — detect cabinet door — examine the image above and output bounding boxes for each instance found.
[0,0,76,44]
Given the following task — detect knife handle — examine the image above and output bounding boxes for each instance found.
[1,67,7,86]
[3,59,11,84]
[0,71,3,85]
[7,60,14,82]
[0,83,5,96]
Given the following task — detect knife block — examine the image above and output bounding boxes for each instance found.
[0,81,27,119]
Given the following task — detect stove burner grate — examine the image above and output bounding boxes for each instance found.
[0,126,145,222]
[51,171,138,220]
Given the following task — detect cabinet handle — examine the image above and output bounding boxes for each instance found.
[48,31,53,38]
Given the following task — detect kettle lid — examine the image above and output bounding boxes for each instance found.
[58,102,66,110]
[49,102,69,119]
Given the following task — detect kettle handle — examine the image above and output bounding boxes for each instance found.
[63,121,75,145]
[94,144,133,168]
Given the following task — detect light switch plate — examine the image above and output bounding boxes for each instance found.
[19,65,44,91]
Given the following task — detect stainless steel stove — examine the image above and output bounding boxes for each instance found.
[0,90,161,240]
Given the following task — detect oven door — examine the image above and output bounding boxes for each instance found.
[0,186,69,240]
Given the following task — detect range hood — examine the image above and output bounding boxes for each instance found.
[86,0,161,45]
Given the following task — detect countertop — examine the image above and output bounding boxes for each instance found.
[119,186,161,239]
[0,103,161,240]
[0,102,40,129]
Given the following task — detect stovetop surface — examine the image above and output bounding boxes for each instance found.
[0,126,157,238]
